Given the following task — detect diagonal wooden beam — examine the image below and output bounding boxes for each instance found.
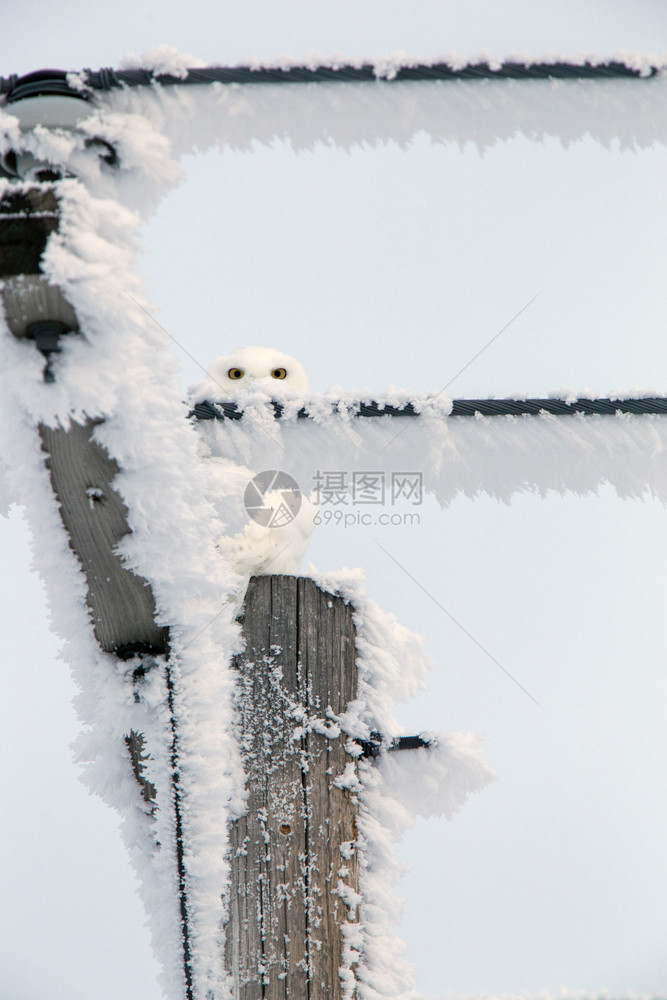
[0,184,169,657]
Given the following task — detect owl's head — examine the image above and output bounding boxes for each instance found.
[208,346,310,397]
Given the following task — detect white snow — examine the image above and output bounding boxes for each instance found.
[94,71,667,167]
[118,44,207,77]
[193,396,667,511]
[311,568,495,1000]
[0,129,245,995]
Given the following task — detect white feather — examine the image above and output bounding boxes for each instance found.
[217,491,318,607]
[207,348,314,601]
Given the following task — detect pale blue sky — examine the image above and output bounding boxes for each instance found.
[4,0,667,78]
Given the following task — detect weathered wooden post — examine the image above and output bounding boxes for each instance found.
[227,574,361,1000]
[0,181,191,990]
[0,186,170,657]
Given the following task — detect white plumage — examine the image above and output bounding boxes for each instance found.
[208,348,315,592]
[207,345,310,397]
[217,490,318,580]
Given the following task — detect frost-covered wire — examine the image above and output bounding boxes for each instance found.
[0,59,660,99]
[192,396,667,422]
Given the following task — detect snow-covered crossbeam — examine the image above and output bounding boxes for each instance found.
[193,393,667,510]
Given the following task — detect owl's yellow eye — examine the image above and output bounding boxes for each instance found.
[228,367,245,380]
[271,368,287,380]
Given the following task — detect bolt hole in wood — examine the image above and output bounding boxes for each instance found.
[86,486,105,506]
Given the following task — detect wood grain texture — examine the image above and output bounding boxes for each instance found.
[227,575,360,1000]
[39,418,169,657]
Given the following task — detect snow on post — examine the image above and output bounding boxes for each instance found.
[226,570,495,1000]
[0,186,172,654]
[0,98,244,999]
[227,574,360,999]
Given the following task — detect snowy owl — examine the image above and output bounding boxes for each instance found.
[208,346,309,396]
[218,489,318,578]
[205,353,316,599]
[217,486,318,608]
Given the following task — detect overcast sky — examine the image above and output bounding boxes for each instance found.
[2,4,667,999]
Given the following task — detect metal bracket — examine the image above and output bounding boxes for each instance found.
[25,318,72,381]
[357,730,432,758]
[0,70,119,180]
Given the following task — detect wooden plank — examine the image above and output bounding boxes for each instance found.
[227,575,308,1000]
[39,418,170,657]
[297,579,359,997]
[227,575,359,1000]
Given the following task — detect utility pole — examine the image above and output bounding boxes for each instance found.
[227,574,360,999]
[0,76,449,999]
[1,183,365,1000]
[0,181,193,996]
